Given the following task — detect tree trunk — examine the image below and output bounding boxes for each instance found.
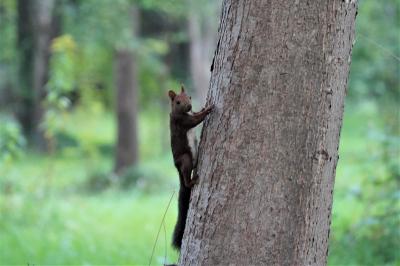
[17,0,58,149]
[114,7,139,174]
[114,50,138,173]
[17,0,35,134]
[180,1,357,265]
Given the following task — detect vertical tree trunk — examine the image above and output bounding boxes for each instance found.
[114,50,138,173]
[114,7,139,174]
[180,1,357,265]
[17,0,35,134]
[17,0,58,149]
[187,0,218,106]
[32,0,57,149]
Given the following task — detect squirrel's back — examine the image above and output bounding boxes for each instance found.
[170,115,193,162]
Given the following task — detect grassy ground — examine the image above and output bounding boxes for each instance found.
[0,148,179,265]
[0,102,398,265]
[0,192,179,265]
[0,109,180,265]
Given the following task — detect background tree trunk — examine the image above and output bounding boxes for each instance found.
[114,7,139,174]
[180,1,357,265]
[17,0,35,135]
[17,0,59,149]
[187,0,219,106]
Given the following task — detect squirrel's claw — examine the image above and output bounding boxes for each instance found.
[205,105,214,114]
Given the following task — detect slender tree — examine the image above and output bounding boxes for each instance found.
[187,0,219,106]
[17,0,59,149]
[17,0,34,134]
[179,0,357,265]
[114,6,139,174]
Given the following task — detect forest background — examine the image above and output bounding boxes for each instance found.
[0,0,399,265]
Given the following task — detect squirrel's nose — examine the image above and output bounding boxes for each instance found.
[188,104,192,110]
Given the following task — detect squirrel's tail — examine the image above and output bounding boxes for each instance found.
[172,184,191,250]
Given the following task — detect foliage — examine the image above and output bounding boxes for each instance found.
[0,0,17,93]
[138,0,186,17]
[0,114,26,169]
[329,102,400,265]
[349,0,400,101]
[42,34,77,147]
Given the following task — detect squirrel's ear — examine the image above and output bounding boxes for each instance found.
[168,90,176,100]
[181,84,185,93]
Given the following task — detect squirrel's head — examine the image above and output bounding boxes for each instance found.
[168,85,192,113]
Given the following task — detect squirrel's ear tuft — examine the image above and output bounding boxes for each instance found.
[168,90,176,100]
[181,84,185,93]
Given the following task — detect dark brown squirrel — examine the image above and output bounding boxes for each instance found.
[168,85,213,250]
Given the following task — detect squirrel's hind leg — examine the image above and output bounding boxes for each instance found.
[179,153,197,188]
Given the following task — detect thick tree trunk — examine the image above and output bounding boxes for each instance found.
[114,7,139,174]
[17,0,58,149]
[180,1,357,265]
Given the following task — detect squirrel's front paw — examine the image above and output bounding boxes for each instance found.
[190,175,199,187]
[204,105,214,114]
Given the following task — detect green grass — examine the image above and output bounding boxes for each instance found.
[0,192,179,265]
[0,150,180,265]
[0,102,398,265]
[0,108,180,265]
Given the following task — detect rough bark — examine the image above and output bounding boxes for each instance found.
[114,7,139,174]
[180,0,357,265]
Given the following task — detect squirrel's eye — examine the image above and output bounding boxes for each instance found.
[189,96,191,99]
[176,101,180,105]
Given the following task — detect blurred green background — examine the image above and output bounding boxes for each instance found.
[0,0,399,265]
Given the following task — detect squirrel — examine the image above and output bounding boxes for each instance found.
[168,85,213,250]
